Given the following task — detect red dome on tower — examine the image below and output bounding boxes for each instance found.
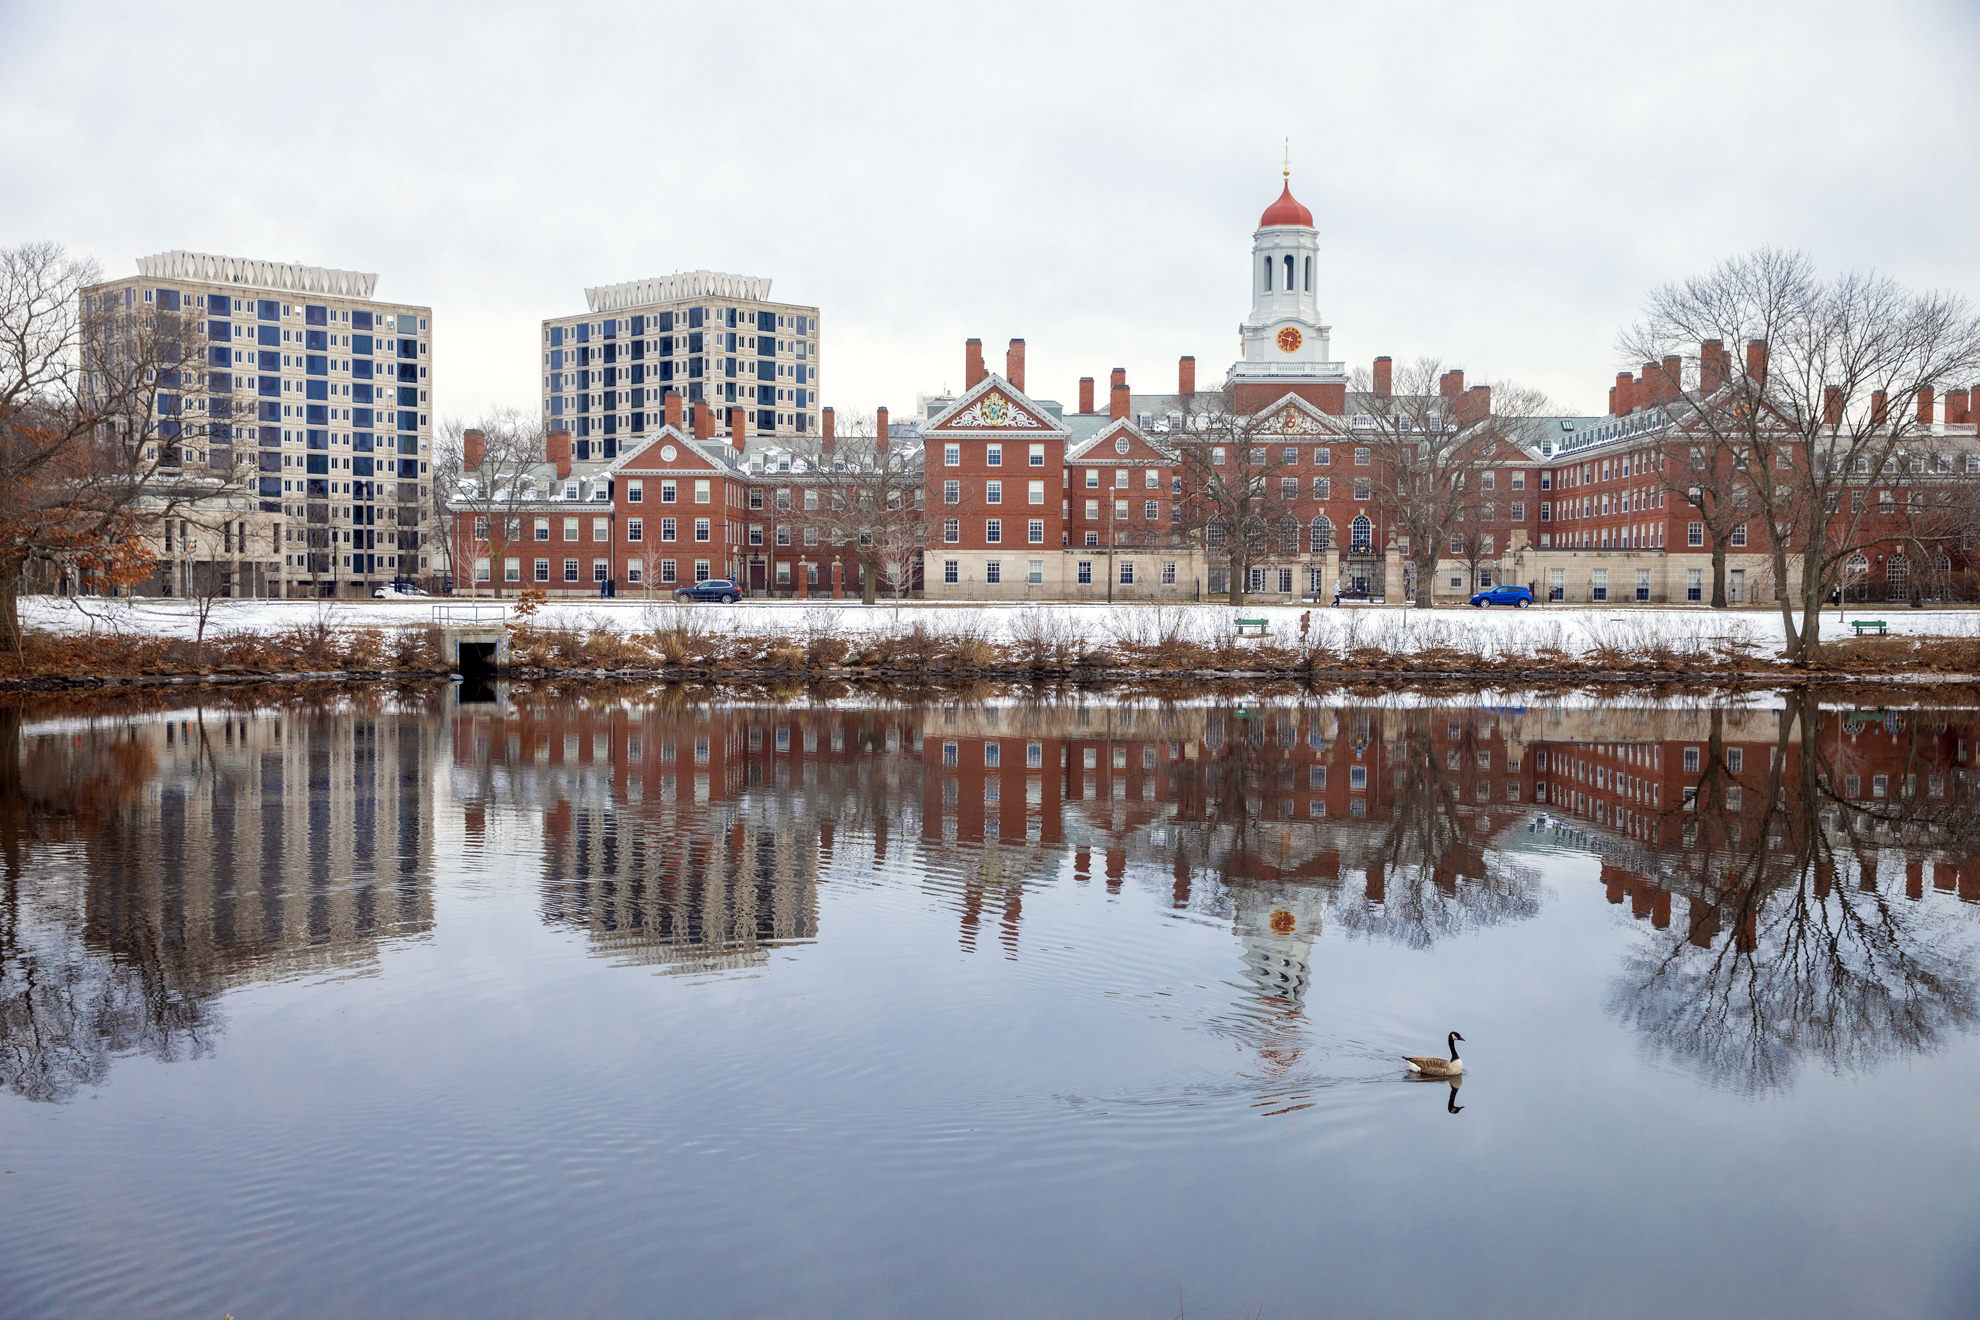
[1259,180,1313,228]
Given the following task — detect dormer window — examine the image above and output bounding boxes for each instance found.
[564,483,578,500]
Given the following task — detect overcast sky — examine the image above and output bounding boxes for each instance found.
[5,0,1976,419]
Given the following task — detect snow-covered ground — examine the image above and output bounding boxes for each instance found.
[23,595,1979,659]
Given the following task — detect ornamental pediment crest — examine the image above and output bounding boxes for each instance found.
[1270,404,1331,435]
[943,390,1042,429]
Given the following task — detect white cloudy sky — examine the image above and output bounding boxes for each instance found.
[4,0,1975,418]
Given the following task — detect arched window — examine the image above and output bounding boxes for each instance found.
[1303,256,1312,292]
[1206,521,1227,548]
[1263,256,1273,291]
[1283,254,1295,292]
[1886,552,1909,601]
[1311,516,1332,552]
[1350,515,1372,553]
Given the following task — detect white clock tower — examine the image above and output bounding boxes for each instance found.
[1228,170,1347,413]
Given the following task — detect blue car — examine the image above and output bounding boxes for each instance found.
[673,578,742,604]
[1469,584,1534,608]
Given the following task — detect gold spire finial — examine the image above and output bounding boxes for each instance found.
[1283,137,1290,182]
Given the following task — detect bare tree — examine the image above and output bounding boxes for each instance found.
[783,415,923,605]
[1172,388,1301,605]
[1357,358,1551,608]
[449,407,546,599]
[427,415,463,589]
[1622,248,1980,662]
[0,241,244,651]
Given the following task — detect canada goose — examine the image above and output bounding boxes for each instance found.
[1403,1031,1465,1078]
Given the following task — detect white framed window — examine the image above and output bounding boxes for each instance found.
[985,560,1002,584]
[694,518,710,542]
[1027,559,1043,584]
[986,479,1002,504]
[944,444,960,466]
[1161,562,1176,585]
[943,559,959,583]
[694,479,710,503]
[943,519,959,543]
[986,444,1002,466]
[627,518,643,542]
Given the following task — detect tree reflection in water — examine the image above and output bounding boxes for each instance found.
[1608,693,1980,1093]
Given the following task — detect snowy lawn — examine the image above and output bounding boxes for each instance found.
[22,595,1979,660]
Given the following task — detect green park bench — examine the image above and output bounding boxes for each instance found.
[1850,619,1888,637]
[1234,617,1271,637]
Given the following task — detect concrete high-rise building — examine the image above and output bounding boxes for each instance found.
[539,270,820,465]
[82,251,435,598]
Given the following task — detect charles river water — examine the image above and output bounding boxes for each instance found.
[2,684,1977,1318]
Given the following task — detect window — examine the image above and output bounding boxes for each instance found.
[1511,501,1524,522]
[1212,446,1226,465]
[1350,515,1371,551]
[1726,748,1744,773]
[694,560,710,582]
[986,480,1002,504]
[1077,560,1092,584]
[944,444,960,466]
[661,517,676,541]
[593,517,609,542]
[1591,568,1608,602]
[660,481,676,503]
[1086,469,1099,489]
[1636,567,1650,602]
[563,517,579,541]
[943,559,959,584]
[661,559,677,583]
[1028,519,1044,543]
[1354,447,1370,465]
[593,559,609,583]
[1730,522,1746,548]
[1030,443,1045,466]
[1687,521,1704,547]
[563,558,579,582]
[1686,567,1703,602]
[1120,560,1135,584]
[943,519,959,543]
[475,557,491,582]
[1028,559,1043,584]
[1353,478,1370,500]
[1085,500,1100,519]
[1144,500,1158,520]
[626,560,642,583]
[694,479,710,503]
[534,558,550,582]
[986,519,1002,543]
[1114,500,1129,520]
[504,557,521,583]
[944,480,960,504]
[534,518,550,541]
[986,444,1002,467]
[1281,476,1299,501]
[985,560,1002,584]
[1028,480,1044,505]
[694,518,710,542]
[626,517,643,542]
[1161,562,1177,584]
[1313,476,1330,499]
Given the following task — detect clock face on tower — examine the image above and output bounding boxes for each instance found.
[1277,326,1303,353]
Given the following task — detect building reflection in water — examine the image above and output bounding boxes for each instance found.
[0,695,441,1102]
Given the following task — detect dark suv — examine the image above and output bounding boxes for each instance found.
[673,578,742,604]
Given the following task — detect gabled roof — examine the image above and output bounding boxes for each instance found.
[1249,392,1353,438]
[1066,416,1175,463]
[608,425,744,476]
[923,373,1072,438]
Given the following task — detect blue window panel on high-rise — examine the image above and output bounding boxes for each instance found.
[352,360,372,380]
[549,349,562,369]
[603,438,616,458]
[688,357,702,379]
[305,330,327,351]
[724,309,737,328]
[353,384,372,404]
[629,412,643,433]
[795,365,807,384]
[258,452,282,472]
[351,310,372,331]
[258,376,280,397]
[603,319,617,339]
[725,358,737,379]
[259,426,280,447]
[757,310,775,332]
[253,327,277,349]
[307,383,328,403]
[630,364,645,385]
[209,385,232,409]
[306,454,328,474]
[603,416,617,436]
[159,419,181,438]
[306,355,328,376]
[657,311,673,331]
[354,456,373,476]
[352,334,372,356]
[757,410,775,431]
[305,305,327,326]
[575,323,589,344]
[256,350,279,370]
[259,477,282,496]
[632,387,646,408]
[353,433,372,452]
[399,436,417,455]
[397,363,418,383]
[631,315,645,336]
[307,430,328,449]
[208,347,230,367]
[550,397,563,417]
[354,407,373,428]
[157,393,180,416]
[396,387,416,407]
[574,439,590,461]
[156,290,180,311]
[257,299,279,321]
[795,389,806,409]
[398,338,417,360]
[796,316,808,335]
[687,332,702,354]
[306,479,328,498]
[549,326,562,347]
[686,308,701,329]
[757,385,774,405]
[657,336,673,357]
[259,402,280,422]
[398,410,418,431]
[208,319,230,340]
[630,340,644,361]
[306,404,328,423]
[576,417,589,437]
[756,360,774,381]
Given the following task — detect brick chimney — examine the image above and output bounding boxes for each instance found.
[1079,376,1095,414]
[1745,339,1768,386]
[1661,355,1683,402]
[1608,385,1617,414]
[965,339,985,389]
[693,402,714,441]
[546,429,572,480]
[1823,385,1843,427]
[1640,362,1663,407]
[1871,390,1888,424]
[731,406,747,452]
[1946,388,1970,425]
[1006,339,1025,393]
[1461,384,1492,425]
[1700,340,1727,394]
[1439,369,1464,399]
[1109,368,1129,421]
[664,391,684,431]
[876,406,889,453]
[1916,386,1934,425]
[1372,356,1392,399]
[463,427,485,469]
[1614,371,1635,416]
[1178,355,1196,396]
[821,406,835,453]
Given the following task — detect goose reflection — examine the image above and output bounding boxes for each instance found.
[1403,1071,1465,1114]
